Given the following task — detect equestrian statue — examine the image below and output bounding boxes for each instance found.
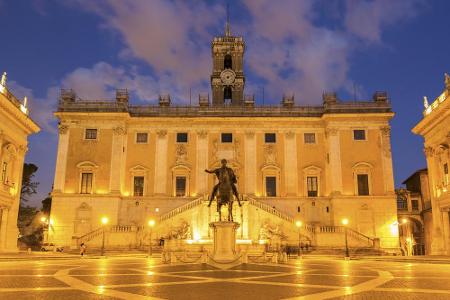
[205,159,242,222]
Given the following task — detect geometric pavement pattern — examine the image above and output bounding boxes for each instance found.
[0,257,450,299]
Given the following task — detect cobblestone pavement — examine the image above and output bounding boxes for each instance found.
[0,257,449,299]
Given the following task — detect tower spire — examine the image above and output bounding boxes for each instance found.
[225,3,231,36]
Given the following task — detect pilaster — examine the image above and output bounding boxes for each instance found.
[244,131,256,194]
[284,131,298,196]
[154,130,168,195]
[109,126,126,194]
[380,126,395,193]
[53,124,70,192]
[326,128,343,194]
[196,130,208,194]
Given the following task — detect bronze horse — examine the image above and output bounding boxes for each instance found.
[205,159,242,222]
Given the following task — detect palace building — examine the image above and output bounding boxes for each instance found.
[412,74,450,255]
[48,24,399,253]
[0,73,40,251]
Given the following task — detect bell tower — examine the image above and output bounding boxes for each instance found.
[211,9,245,106]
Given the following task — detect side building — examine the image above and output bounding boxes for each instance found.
[412,74,450,255]
[0,73,40,251]
[49,28,399,253]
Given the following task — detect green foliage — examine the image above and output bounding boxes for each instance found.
[17,205,38,233]
[20,163,39,204]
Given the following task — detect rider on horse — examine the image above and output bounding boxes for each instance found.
[205,159,241,207]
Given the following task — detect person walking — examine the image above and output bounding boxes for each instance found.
[80,242,87,257]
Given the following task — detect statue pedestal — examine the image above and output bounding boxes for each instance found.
[209,221,240,263]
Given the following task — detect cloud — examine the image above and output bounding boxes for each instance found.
[7,81,57,133]
[62,0,423,105]
[344,0,424,43]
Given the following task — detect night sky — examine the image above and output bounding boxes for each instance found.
[1,0,449,207]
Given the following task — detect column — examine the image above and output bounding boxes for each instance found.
[154,130,168,195]
[0,208,8,249]
[425,146,445,254]
[196,130,208,195]
[0,130,4,162]
[380,126,395,193]
[284,131,298,196]
[5,145,26,250]
[109,126,126,194]
[443,210,450,254]
[53,124,70,192]
[326,128,343,194]
[244,131,256,195]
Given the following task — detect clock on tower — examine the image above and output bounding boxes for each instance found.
[210,15,245,106]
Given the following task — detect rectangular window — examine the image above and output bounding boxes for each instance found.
[304,133,316,144]
[353,130,366,141]
[307,176,318,197]
[265,133,276,143]
[357,174,369,195]
[176,132,188,143]
[176,176,187,197]
[1,162,7,182]
[133,176,144,196]
[265,176,276,197]
[411,199,419,211]
[136,133,148,144]
[397,198,408,210]
[85,129,98,140]
[221,133,233,143]
[80,173,93,194]
[444,163,449,185]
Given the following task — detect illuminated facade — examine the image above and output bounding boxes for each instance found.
[49,27,399,252]
[0,72,40,251]
[412,74,450,255]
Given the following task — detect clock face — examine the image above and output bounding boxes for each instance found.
[220,69,236,85]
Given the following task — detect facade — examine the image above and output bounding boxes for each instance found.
[0,73,40,251]
[396,168,431,255]
[49,27,399,252]
[412,74,450,255]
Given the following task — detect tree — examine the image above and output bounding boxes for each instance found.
[20,163,39,204]
[41,194,52,215]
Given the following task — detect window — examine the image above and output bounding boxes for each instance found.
[265,133,276,143]
[397,198,407,210]
[444,163,449,185]
[1,162,7,182]
[176,176,187,197]
[85,129,97,140]
[304,133,316,144]
[307,176,318,197]
[176,132,188,143]
[326,206,330,213]
[133,176,144,196]
[353,130,366,141]
[357,174,369,195]
[224,86,232,102]
[221,133,233,143]
[136,133,148,144]
[411,199,419,211]
[80,173,93,194]
[265,176,277,197]
[224,54,232,69]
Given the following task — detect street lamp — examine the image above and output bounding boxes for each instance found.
[148,219,155,257]
[101,216,108,256]
[295,220,303,258]
[341,218,349,259]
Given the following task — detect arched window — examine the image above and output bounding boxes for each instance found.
[224,86,232,103]
[224,54,232,69]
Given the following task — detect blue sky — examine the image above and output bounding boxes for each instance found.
[0,0,449,207]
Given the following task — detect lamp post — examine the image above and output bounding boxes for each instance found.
[148,219,155,257]
[295,220,302,258]
[101,216,108,256]
[341,218,349,258]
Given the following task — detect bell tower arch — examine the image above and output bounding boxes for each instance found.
[211,11,245,106]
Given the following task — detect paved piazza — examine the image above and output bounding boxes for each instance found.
[0,257,449,299]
